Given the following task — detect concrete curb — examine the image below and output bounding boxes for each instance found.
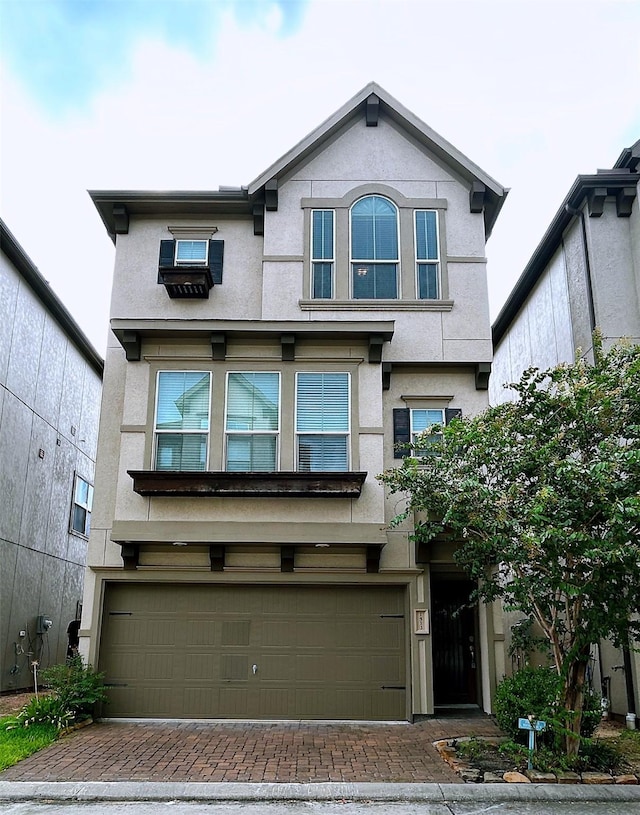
[1,781,640,803]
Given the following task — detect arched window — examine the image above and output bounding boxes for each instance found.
[350,196,399,298]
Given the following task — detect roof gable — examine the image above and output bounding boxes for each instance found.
[249,82,507,236]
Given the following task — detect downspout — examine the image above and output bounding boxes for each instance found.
[564,203,596,334]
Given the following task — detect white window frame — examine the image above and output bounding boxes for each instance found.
[153,370,212,471]
[223,371,281,472]
[350,195,400,299]
[295,372,351,471]
[175,239,208,265]
[310,209,335,299]
[70,473,93,538]
[414,210,441,299]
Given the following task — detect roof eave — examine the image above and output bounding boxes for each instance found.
[0,219,104,376]
[492,170,640,347]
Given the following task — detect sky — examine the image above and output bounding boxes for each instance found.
[1,0,639,356]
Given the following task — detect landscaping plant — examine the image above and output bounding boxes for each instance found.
[379,336,640,757]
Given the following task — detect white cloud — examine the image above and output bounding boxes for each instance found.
[1,0,639,354]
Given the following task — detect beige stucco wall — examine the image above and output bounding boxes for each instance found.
[81,106,500,717]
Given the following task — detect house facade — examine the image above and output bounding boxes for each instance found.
[490,140,640,720]
[0,219,103,692]
[82,83,508,720]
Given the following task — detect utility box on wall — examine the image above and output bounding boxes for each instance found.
[36,615,53,634]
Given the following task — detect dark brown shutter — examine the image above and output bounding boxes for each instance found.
[209,240,224,284]
[445,408,462,424]
[393,408,411,459]
[159,240,175,269]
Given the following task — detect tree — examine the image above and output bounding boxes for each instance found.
[379,337,640,756]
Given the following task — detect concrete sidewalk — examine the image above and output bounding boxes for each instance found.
[0,780,640,805]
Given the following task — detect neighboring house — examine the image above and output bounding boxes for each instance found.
[0,219,103,692]
[490,139,640,720]
[82,82,508,720]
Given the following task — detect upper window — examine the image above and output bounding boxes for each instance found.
[351,196,399,299]
[411,408,444,452]
[225,372,280,471]
[311,210,334,299]
[415,211,440,299]
[175,239,208,265]
[154,371,211,471]
[296,373,350,471]
[70,474,93,537]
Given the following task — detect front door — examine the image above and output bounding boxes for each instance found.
[431,577,478,706]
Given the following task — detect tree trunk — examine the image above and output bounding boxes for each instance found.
[562,647,591,757]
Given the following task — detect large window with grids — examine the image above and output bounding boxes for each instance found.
[311,210,334,299]
[225,372,280,471]
[351,195,399,299]
[296,372,350,471]
[154,371,211,471]
[415,210,440,299]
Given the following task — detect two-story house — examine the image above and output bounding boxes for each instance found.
[83,83,507,720]
[491,139,640,722]
[1,219,103,692]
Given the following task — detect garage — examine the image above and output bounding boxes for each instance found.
[99,583,407,720]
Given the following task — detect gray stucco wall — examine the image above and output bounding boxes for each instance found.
[0,251,101,692]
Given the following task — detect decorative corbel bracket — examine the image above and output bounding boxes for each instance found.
[475,362,491,390]
[368,334,385,364]
[587,187,607,217]
[366,94,380,127]
[121,543,139,570]
[265,179,278,211]
[211,333,227,361]
[469,181,486,214]
[119,331,141,362]
[382,362,392,391]
[112,204,129,234]
[281,334,295,361]
[616,186,636,217]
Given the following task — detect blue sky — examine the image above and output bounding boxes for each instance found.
[1,0,639,353]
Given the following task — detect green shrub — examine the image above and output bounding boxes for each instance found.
[40,656,107,718]
[495,666,602,751]
[10,696,74,731]
[495,666,560,742]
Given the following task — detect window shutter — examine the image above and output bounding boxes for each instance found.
[159,240,175,269]
[445,408,462,424]
[209,240,224,284]
[393,408,410,458]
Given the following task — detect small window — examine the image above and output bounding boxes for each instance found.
[154,371,211,471]
[225,372,280,471]
[351,196,399,299]
[311,210,334,298]
[175,240,208,265]
[411,408,445,452]
[415,211,440,299]
[296,373,350,471]
[70,474,93,537]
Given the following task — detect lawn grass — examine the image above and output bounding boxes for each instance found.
[0,716,59,771]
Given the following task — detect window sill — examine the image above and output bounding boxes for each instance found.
[299,299,453,311]
[128,470,367,498]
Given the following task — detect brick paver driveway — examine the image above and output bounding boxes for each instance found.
[0,717,502,783]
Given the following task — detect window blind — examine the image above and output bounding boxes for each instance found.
[225,373,279,471]
[296,373,349,470]
[155,371,210,471]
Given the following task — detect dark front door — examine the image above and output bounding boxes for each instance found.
[431,578,478,706]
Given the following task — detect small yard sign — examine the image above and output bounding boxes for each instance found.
[518,716,547,770]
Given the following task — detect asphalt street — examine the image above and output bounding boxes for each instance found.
[1,801,640,814]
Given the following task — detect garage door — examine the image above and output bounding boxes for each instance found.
[99,583,407,720]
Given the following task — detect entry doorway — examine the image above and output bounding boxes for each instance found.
[431,576,479,708]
